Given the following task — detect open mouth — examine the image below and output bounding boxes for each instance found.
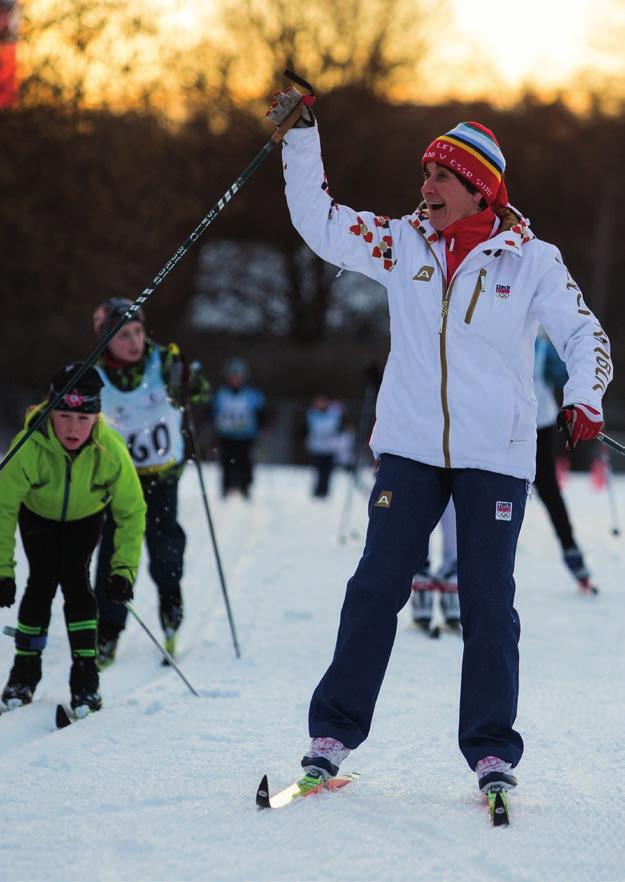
[429,201,445,211]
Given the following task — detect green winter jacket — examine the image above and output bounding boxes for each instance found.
[0,406,146,582]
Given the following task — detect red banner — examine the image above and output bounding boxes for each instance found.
[0,1,18,108]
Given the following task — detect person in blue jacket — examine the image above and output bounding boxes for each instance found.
[211,358,266,498]
[306,396,344,498]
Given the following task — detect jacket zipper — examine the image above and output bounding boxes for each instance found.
[464,269,487,324]
[60,458,72,522]
[437,275,457,469]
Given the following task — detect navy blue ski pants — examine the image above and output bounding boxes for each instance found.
[309,454,527,770]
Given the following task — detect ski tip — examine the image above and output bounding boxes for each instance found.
[55,704,73,729]
[488,788,510,827]
[256,775,271,810]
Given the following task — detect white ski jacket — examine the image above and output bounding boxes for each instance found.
[282,125,612,481]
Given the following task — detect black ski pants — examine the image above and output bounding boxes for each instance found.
[13,506,103,678]
[533,425,575,550]
[94,472,185,636]
[312,454,335,498]
[219,437,254,496]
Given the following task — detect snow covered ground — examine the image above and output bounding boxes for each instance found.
[1,463,624,882]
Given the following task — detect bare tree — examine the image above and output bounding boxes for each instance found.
[18,0,162,108]
[188,0,451,106]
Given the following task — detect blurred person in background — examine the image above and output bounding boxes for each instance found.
[305,395,344,498]
[267,91,612,798]
[410,499,460,631]
[211,358,266,499]
[533,331,597,593]
[0,363,145,715]
[92,298,210,667]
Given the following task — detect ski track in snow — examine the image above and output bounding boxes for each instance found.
[0,465,624,882]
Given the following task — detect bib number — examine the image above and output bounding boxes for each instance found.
[127,423,171,464]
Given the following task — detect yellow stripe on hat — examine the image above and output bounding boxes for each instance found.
[437,135,502,181]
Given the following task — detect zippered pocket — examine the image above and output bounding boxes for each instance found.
[464,269,487,324]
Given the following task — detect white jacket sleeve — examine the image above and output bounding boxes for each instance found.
[530,246,612,415]
[282,125,400,285]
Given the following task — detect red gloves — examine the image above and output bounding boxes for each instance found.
[557,403,603,449]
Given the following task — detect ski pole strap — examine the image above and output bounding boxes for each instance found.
[598,432,625,456]
[283,69,315,96]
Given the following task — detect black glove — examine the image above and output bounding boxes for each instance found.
[0,577,16,608]
[106,574,133,604]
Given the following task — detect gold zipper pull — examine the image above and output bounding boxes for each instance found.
[438,300,449,334]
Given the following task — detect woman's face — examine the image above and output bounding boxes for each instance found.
[107,321,145,363]
[421,162,483,231]
[50,411,98,451]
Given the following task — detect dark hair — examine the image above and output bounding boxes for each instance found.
[450,169,488,210]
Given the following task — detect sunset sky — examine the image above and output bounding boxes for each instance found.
[23,0,624,110]
[147,0,620,107]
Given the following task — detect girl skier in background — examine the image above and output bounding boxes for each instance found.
[267,90,611,801]
[0,363,145,715]
[92,298,210,667]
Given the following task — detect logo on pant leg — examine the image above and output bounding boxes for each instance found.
[495,501,512,521]
[374,490,393,508]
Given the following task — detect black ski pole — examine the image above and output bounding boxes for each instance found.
[598,431,625,457]
[0,69,314,476]
[184,401,241,659]
[600,445,622,536]
[338,364,381,544]
[125,602,199,696]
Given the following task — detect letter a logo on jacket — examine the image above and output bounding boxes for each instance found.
[374,490,393,508]
[413,265,435,282]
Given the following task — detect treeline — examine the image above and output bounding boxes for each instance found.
[1,89,625,420]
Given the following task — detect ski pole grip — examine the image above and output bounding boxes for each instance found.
[270,102,310,143]
[270,68,317,144]
[2,626,16,638]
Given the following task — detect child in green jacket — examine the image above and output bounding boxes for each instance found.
[0,363,146,715]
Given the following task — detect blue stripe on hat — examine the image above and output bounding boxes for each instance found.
[445,123,506,174]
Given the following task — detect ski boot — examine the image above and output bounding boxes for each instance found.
[2,654,41,709]
[476,756,517,826]
[97,623,121,670]
[563,545,598,595]
[70,689,103,719]
[410,566,434,630]
[475,755,518,793]
[300,736,350,790]
[70,658,102,718]
[159,587,183,666]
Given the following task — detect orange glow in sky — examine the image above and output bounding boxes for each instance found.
[25,0,621,111]
[150,0,604,103]
[449,0,591,87]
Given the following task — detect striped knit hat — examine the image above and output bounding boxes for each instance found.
[422,121,509,208]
